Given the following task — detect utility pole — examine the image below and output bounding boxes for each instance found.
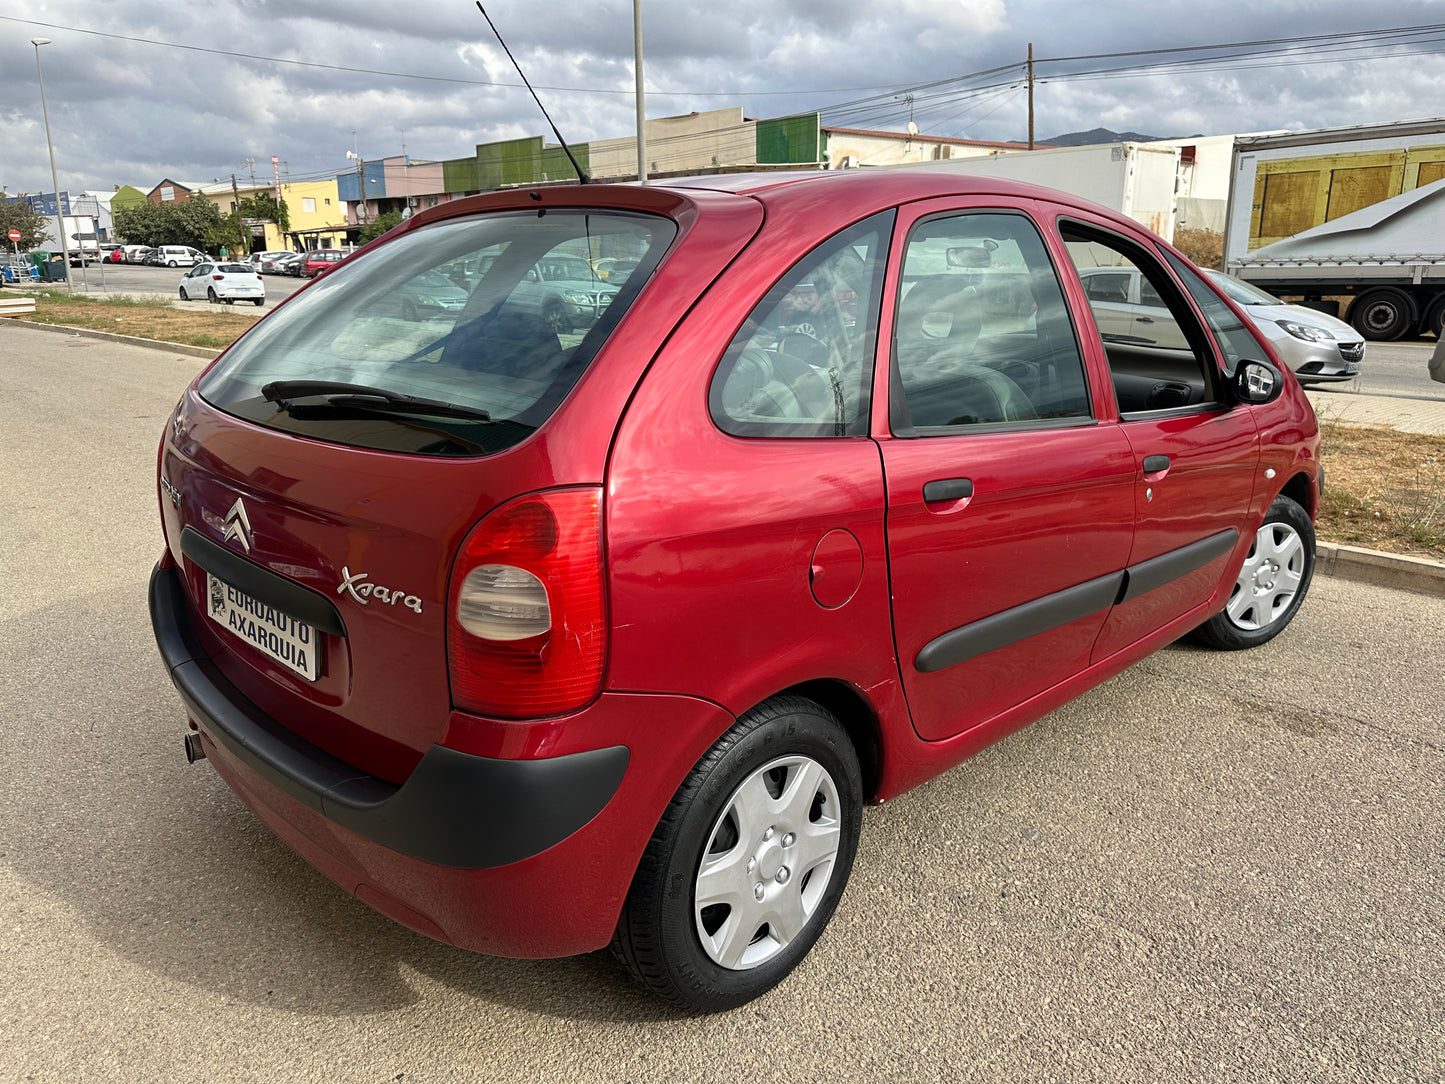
[1027,42,1035,151]
[231,173,246,254]
[634,0,646,182]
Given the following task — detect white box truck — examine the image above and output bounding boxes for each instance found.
[43,214,101,264]
[907,141,1183,240]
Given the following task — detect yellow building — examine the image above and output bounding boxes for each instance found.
[192,179,349,252]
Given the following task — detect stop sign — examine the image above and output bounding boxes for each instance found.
[6,229,19,243]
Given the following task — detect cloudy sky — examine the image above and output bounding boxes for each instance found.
[4,0,1445,197]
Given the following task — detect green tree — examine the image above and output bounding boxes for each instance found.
[113,199,222,250]
[0,198,51,250]
[358,211,403,244]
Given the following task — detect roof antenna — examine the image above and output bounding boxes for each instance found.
[475,2,590,184]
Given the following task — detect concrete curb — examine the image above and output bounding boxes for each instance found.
[7,318,1445,596]
[1316,542,1445,598]
[4,318,222,360]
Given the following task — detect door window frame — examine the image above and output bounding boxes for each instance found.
[1055,214,1229,422]
[881,205,1102,439]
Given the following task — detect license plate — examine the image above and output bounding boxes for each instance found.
[1345,363,1359,374]
[206,572,320,681]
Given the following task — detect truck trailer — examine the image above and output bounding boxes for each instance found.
[1224,118,1445,340]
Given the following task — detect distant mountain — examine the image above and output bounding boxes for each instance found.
[1038,127,1169,146]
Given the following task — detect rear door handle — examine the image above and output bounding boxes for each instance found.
[923,478,974,502]
[1142,455,1171,473]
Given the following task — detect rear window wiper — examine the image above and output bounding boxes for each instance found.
[261,380,493,423]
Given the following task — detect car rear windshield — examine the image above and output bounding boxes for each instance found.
[198,209,675,457]
[217,264,252,273]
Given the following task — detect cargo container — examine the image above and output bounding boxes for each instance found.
[910,142,1183,240]
[1224,118,1445,340]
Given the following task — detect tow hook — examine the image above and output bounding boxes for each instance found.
[184,732,207,763]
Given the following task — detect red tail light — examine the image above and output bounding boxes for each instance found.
[446,487,605,719]
[212,274,224,280]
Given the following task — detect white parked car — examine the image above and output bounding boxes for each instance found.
[1076,265,1365,385]
[178,262,266,306]
[156,245,207,268]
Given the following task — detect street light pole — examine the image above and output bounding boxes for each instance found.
[634,0,646,182]
[31,37,73,288]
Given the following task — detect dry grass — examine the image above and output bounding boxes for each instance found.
[9,288,262,349]
[1315,417,1445,560]
[1173,228,1224,271]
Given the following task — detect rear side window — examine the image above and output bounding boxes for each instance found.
[709,212,892,438]
[199,210,675,457]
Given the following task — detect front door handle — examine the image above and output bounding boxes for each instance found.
[1142,454,1171,473]
[923,478,974,503]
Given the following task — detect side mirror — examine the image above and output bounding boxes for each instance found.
[1232,359,1284,405]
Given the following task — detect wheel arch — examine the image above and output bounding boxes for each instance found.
[1278,469,1318,522]
[778,678,884,803]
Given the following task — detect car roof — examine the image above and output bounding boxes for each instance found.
[647,168,1110,209]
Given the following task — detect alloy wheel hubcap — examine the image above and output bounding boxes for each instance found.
[1227,520,1304,630]
[694,754,841,971]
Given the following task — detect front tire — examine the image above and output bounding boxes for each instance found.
[1192,495,1314,650]
[178,286,187,300]
[612,696,862,1013]
[543,300,572,335]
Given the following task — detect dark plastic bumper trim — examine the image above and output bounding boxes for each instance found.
[149,563,629,869]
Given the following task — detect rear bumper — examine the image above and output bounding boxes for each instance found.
[149,562,731,957]
[150,562,629,870]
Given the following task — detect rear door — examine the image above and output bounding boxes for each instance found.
[877,200,1137,742]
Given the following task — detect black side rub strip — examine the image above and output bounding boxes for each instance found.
[915,528,1241,673]
[181,526,348,637]
[1117,529,1238,604]
[150,563,630,869]
[916,572,1124,673]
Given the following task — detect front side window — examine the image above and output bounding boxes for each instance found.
[1062,222,1218,415]
[709,212,892,437]
[200,210,675,457]
[891,211,1092,430]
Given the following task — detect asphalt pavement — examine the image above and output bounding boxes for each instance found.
[3,321,1444,1083]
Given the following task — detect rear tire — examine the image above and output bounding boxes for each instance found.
[207,287,218,304]
[1192,495,1314,650]
[611,696,862,1013]
[1349,288,1414,341]
[1425,295,1445,340]
[253,298,264,307]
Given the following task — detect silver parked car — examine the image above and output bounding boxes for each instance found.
[1203,270,1364,384]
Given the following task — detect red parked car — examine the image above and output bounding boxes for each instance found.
[300,248,345,277]
[150,170,1320,1012]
